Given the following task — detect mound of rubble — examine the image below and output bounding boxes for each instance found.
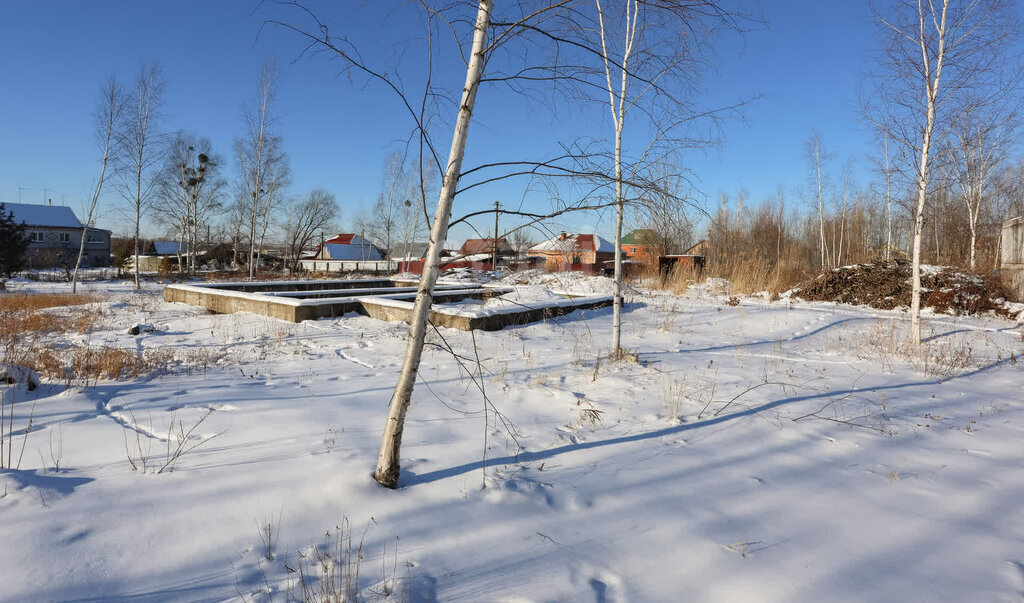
[791,261,1022,319]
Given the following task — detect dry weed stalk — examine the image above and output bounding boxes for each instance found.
[295,518,365,602]
[0,388,36,470]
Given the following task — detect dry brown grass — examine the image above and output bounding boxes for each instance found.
[0,293,101,312]
[0,292,180,386]
[12,344,177,386]
[0,293,103,338]
[651,254,807,296]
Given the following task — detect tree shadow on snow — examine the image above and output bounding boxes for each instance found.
[400,355,1015,488]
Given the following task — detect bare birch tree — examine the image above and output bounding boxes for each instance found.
[370,0,493,488]
[806,133,830,270]
[595,0,639,357]
[883,132,894,260]
[369,151,414,265]
[867,0,1018,344]
[117,63,165,289]
[237,62,290,279]
[73,77,127,293]
[946,102,1018,269]
[592,0,750,357]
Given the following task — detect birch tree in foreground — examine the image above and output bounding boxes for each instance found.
[117,63,165,289]
[596,0,638,358]
[73,77,127,293]
[371,1,493,489]
[867,0,1017,344]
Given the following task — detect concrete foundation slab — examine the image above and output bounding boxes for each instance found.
[164,279,611,330]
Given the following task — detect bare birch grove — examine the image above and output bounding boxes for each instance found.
[867,0,1018,344]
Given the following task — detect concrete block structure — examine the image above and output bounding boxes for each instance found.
[1001,216,1024,300]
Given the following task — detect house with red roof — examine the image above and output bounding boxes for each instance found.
[297,233,392,273]
[458,238,513,259]
[527,232,615,272]
[311,234,386,261]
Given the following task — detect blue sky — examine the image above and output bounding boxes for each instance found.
[0,1,975,245]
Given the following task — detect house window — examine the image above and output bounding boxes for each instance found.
[59,232,70,242]
[29,231,44,242]
[630,247,637,254]
[87,233,104,244]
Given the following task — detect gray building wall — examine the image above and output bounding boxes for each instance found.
[25,226,111,268]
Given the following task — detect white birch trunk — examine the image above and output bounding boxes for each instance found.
[814,138,828,269]
[247,68,273,280]
[910,1,948,346]
[73,85,120,293]
[884,133,893,262]
[373,0,492,489]
[597,0,639,358]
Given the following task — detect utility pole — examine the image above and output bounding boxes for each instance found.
[403,199,412,274]
[17,187,26,203]
[492,201,500,276]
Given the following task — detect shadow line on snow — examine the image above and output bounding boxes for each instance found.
[401,355,1014,488]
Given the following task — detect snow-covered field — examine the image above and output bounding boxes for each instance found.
[2,273,1023,602]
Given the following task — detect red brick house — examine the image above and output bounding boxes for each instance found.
[620,229,660,264]
[527,232,616,272]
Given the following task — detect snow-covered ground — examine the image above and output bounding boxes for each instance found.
[1,275,1023,602]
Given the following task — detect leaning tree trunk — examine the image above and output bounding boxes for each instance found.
[373,0,492,489]
[72,175,107,293]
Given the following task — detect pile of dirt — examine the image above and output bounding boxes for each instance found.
[792,261,1019,318]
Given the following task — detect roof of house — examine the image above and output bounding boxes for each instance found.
[530,233,615,254]
[324,233,362,245]
[152,241,182,256]
[322,243,385,261]
[2,202,84,228]
[459,238,513,255]
[390,242,430,260]
[680,239,709,256]
[620,229,658,245]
